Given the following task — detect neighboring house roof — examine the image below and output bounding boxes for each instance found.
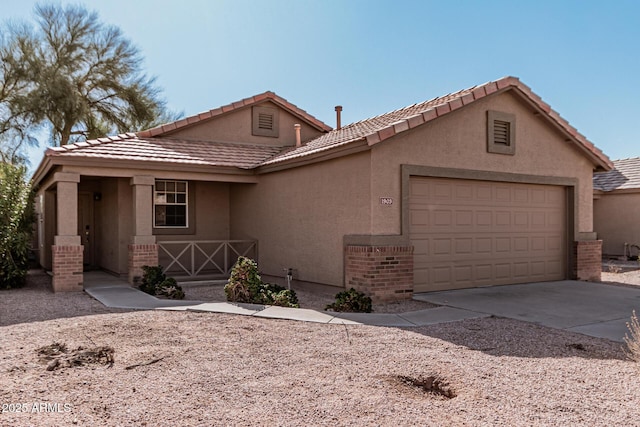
[137,90,332,137]
[593,157,640,191]
[34,76,612,181]
[46,134,282,169]
[262,76,612,170]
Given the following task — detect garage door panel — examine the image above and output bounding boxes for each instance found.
[432,267,451,284]
[433,239,452,255]
[410,177,566,292]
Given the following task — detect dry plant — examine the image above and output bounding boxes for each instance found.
[607,263,623,274]
[624,310,640,362]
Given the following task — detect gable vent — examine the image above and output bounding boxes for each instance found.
[487,110,515,155]
[252,105,279,137]
[258,112,274,130]
[493,119,510,145]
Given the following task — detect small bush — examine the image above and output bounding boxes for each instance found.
[224,257,299,308]
[325,288,372,313]
[224,256,262,303]
[138,265,184,299]
[624,310,640,363]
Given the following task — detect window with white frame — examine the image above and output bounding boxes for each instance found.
[154,180,188,227]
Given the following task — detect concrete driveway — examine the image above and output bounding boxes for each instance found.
[414,280,640,342]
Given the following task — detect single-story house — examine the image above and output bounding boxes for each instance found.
[31,76,612,301]
[593,158,640,259]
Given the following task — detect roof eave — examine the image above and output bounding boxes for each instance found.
[256,139,369,173]
[37,154,259,177]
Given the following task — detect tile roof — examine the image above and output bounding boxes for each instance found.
[46,134,282,169]
[262,76,612,170]
[137,91,332,138]
[41,77,612,174]
[593,158,640,191]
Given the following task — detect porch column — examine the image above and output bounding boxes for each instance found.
[128,175,158,285]
[52,172,83,292]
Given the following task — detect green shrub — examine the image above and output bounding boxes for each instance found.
[224,256,262,303]
[224,256,299,308]
[0,162,35,289]
[138,265,184,299]
[325,288,372,313]
[156,277,185,300]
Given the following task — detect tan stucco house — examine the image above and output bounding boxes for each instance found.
[31,76,612,301]
[594,158,640,259]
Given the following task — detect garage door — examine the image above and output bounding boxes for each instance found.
[410,177,566,292]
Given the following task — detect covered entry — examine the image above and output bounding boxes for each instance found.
[410,176,567,292]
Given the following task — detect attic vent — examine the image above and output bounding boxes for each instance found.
[258,113,273,130]
[252,105,279,138]
[493,120,510,145]
[487,110,516,155]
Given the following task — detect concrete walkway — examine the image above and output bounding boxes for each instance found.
[84,272,640,342]
[83,271,488,327]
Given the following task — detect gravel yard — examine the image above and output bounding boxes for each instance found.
[1,268,639,426]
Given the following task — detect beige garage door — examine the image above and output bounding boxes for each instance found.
[410,177,566,292]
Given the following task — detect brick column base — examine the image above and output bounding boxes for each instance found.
[52,245,84,292]
[345,245,414,303]
[128,244,159,285]
[573,240,602,281]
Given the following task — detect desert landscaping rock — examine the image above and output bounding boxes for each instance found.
[1,269,639,425]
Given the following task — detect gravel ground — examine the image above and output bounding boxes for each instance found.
[1,269,639,426]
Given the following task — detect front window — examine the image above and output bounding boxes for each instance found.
[154,180,188,227]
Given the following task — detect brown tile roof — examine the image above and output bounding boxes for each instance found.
[136,91,332,138]
[593,158,640,191]
[261,76,612,170]
[46,134,282,169]
[43,77,612,174]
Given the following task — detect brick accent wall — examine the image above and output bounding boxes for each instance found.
[52,245,83,292]
[128,244,159,285]
[344,245,414,303]
[573,240,602,281]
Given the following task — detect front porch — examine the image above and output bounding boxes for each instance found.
[35,170,259,292]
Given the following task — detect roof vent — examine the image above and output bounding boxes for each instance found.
[335,105,342,130]
[294,124,301,147]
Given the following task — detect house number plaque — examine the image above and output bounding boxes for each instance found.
[380,197,393,205]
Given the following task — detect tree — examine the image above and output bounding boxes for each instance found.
[0,3,177,158]
[0,161,35,289]
[0,23,40,163]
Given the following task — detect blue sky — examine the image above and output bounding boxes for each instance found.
[4,0,640,169]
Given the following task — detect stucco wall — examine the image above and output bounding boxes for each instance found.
[167,101,325,147]
[230,152,372,286]
[369,91,595,235]
[594,192,640,256]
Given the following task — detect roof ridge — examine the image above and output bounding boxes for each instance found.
[613,157,640,162]
[47,132,138,155]
[260,76,613,170]
[136,91,332,138]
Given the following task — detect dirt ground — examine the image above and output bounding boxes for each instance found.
[1,268,639,426]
